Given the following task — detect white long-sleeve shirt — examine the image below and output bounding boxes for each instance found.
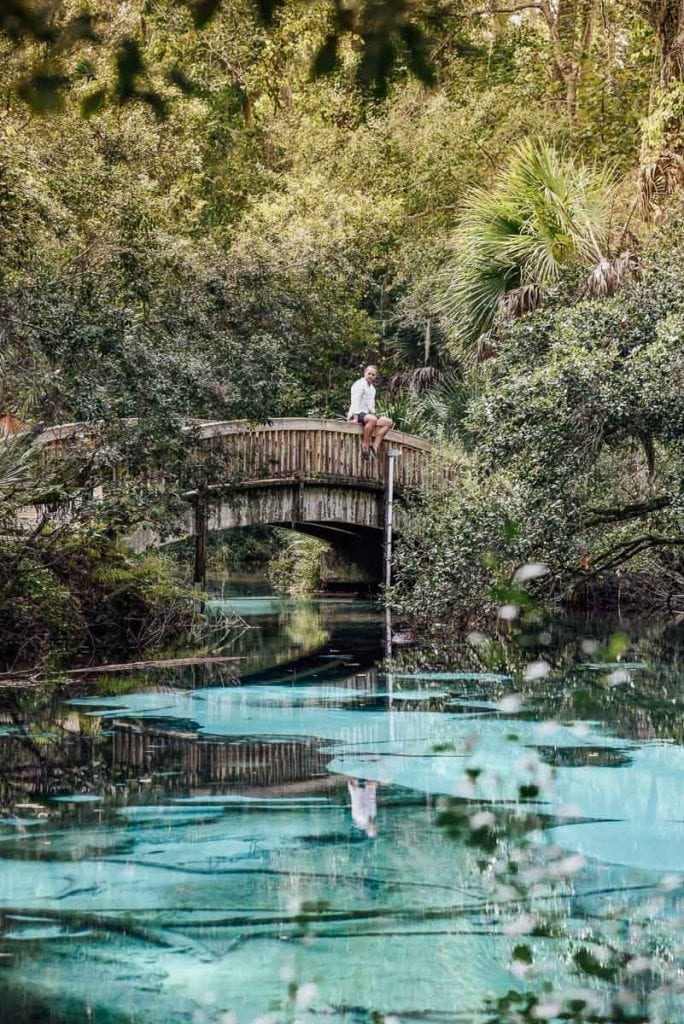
[347,377,376,419]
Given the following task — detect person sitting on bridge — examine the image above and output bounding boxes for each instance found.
[347,365,393,462]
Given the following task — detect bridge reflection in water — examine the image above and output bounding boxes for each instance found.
[0,666,381,801]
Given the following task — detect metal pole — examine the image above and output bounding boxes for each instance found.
[383,448,401,595]
[193,498,207,586]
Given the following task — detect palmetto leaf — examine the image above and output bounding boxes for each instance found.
[438,141,615,356]
[0,430,40,495]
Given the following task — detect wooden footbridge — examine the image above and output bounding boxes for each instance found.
[38,417,451,580]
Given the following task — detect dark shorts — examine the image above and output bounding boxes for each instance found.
[357,412,374,424]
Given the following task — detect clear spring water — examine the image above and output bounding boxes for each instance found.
[0,582,682,1023]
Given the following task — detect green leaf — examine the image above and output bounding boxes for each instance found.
[17,70,68,113]
[81,88,106,118]
[189,0,222,29]
[312,35,340,78]
[502,520,521,541]
[518,784,539,801]
[573,947,618,982]
[400,23,435,87]
[607,631,629,659]
[512,944,533,964]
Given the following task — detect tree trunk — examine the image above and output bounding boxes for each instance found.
[659,0,684,83]
[540,0,596,119]
[641,1,684,84]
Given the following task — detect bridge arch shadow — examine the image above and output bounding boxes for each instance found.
[205,520,383,581]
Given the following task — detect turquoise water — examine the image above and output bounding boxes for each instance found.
[0,587,682,1022]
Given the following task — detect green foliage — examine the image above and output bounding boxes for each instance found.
[0,533,197,670]
[267,534,326,596]
[394,218,684,627]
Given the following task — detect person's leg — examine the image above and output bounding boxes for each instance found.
[371,416,393,453]
[362,415,377,454]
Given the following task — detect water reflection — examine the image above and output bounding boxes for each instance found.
[206,582,381,679]
[0,585,682,1023]
[348,778,379,838]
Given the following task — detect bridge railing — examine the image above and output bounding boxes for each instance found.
[196,418,441,491]
[37,417,454,494]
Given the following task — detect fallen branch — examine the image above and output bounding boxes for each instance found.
[0,654,244,688]
[60,654,244,675]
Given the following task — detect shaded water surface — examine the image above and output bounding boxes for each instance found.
[0,582,682,1023]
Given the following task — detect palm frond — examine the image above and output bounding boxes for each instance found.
[500,284,545,319]
[584,252,639,298]
[388,365,442,396]
[638,151,684,220]
[437,140,616,357]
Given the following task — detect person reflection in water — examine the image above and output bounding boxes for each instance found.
[348,778,378,838]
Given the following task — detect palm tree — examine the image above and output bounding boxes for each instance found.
[438,141,634,359]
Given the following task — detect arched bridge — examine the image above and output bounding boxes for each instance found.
[39,417,452,578]
[191,417,436,522]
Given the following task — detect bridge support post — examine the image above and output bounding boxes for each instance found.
[193,499,207,586]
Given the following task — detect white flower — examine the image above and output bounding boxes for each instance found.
[556,803,582,819]
[549,853,585,877]
[524,660,550,681]
[605,669,630,686]
[498,694,522,713]
[511,960,531,980]
[659,873,681,892]
[517,753,539,773]
[626,956,652,975]
[513,562,549,582]
[456,778,476,798]
[533,1001,561,1019]
[498,604,519,620]
[467,631,488,646]
[503,913,536,936]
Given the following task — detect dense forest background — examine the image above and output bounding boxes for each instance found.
[1,0,683,664]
